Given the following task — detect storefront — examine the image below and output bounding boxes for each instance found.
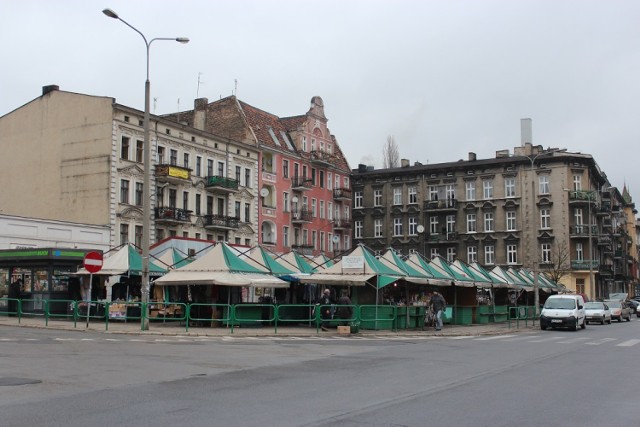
[0,248,97,314]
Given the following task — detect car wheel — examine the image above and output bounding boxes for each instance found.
[581,319,586,329]
[540,324,547,330]
[571,319,578,331]
[618,317,622,322]
[608,317,612,324]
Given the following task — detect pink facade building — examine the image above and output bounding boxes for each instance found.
[171,96,352,257]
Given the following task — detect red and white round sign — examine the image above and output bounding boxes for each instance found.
[84,251,103,274]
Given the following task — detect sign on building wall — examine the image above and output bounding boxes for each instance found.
[342,255,364,269]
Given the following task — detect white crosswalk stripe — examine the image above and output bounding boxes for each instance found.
[557,337,590,344]
[473,334,518,341]
[528,336,564,343]
[585,338,616,346]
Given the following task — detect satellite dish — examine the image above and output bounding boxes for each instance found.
[417,225,425,233]
[332,235,340,243]
[292,196,298,203]
[260,188,269,197]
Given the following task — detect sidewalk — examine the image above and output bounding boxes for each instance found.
[0,315,537,337]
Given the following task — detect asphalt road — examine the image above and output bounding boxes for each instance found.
[1,319,639,427]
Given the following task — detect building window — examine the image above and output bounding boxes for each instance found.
[170,149,177,165]
[320,201,325,219]
[483,180,493,199]
[207,159,213,176]
[446,215,455,233]
[135,183,143,206]
[507,244,518,265]
[429,186,439,201]
[311,168,317,186]
[235,165,241,183]
[393,218,403,236]
[120,179,129,204]
[328,202,333,221]
[484,212,494,232]
[467,246,478,264]
[374,219,383,237]
[245,168,251,188]
[319,171,324,188]
[196,194,201,215]
[393,187,402,205]
[312,199,317,217]
[408,186,417,204]
[445,184,455,201]
[355,191,363,208]
[120,223,129,245]
[206,196,213,215]
[430,248,439,259]
[466,181,476,201]
[244,203,251,223]
[540,208,551,229]
[574,208,584,226]
[196,156,202,176]
[484,245,495,265]
[217,161,225,177]
[283,192,289,212]
[505,177,516,198]
[466,213,476,233]
[506,211,517,231]
[183,191,189,210]
[283,159,289,178]
[374,189,382,206]
[576,278,585,295]
[430,216,439,234]
[121,136,130,160]
[235,201,240,218]
[184,153,190,169]
[157,146,165,164]
[539,175,550,195]
[541,243,552,263]
[576,242,583,261]
[328,172,333,190]
[135,225,142,248]
[446,247,456,262]
[283,226,290,248]
[136,140,143,163]
[355,220,363,238]
[408,217,418,236]
[573,174,582,191]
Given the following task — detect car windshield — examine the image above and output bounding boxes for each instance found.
[544,298,576,310]
[606,301,621,308]
[584,302,604,309]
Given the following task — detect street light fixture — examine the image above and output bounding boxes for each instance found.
[103,8,189,330]
[528,148,566,319]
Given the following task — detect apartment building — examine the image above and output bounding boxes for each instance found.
[166,96,352,257]
[0,85,260,248]
[351,143,636,300]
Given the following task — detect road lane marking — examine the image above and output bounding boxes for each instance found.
[446,336,474,340]
[617,339,640,347]
[528,336,563,343]
[473,335,517,341]
[557,337,589,344]
[585,338,616,346]
[503,335,540,342]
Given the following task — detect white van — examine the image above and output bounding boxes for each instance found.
[540,294,586,331]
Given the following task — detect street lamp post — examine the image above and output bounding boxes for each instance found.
[528,148,565,319]
[103,8,188,330]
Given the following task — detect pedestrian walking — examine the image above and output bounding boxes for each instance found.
[8,279,22,317]
[430,291,446,331]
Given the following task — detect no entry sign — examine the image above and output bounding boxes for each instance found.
[84,251,103,274]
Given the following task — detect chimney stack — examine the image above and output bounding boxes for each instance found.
[469,152,476,161]
[42,85,59,96]
[401,159,410,168]
[194,98,208,130]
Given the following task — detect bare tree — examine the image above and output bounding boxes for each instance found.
[383,135,400,168]
[543,240,572,285]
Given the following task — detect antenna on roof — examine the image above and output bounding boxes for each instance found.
[153,97,157,113]
[234,79,238,97]
[196,72,204,98]
[177,98,180,121]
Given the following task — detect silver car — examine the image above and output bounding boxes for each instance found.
[584,301,612,325]
[605,300,632,322]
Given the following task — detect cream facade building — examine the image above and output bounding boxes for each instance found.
[0,86,260,249]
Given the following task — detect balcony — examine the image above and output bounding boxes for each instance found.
[154,207,191,224]
[614,250,623,259]
[310,150,336,167]
[291,175,312,191]
[567,190,596,203]
[202,214,239,230]
[427,232,458,243]
[204,175,239,193]
[599,265,613,275]
[571,259,599,270]
[597,236,612,246]
[291,209,312,223]
[333,187,352,201]
[155,164,191,184]
[424,199,458,211]
[596,203,611,215]
[333,219,352,230]
[569,225,598,237]
[292,244,314,256]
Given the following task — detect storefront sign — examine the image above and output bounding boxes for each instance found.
[342,256,364,269]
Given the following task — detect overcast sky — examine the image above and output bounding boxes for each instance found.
[2,0,640,202]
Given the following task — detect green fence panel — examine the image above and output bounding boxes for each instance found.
[359,305,396,331]
[189,303,232,333]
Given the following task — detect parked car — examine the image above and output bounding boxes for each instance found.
[584,301,612,325]
[540,294,586,331]
[604,300,631,322]
[627,299,639,316]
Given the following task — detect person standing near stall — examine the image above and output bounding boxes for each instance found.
[316,289,333,331]
[430,291,446,331]
[336,289,353,326]
[8,279,22,317]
